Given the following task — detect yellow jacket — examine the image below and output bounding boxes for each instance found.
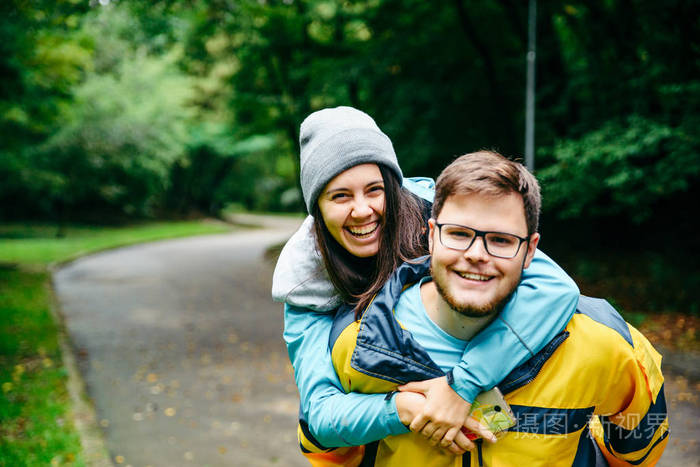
[300,263,668,466]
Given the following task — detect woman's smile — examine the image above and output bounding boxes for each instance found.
[345,221,380,238]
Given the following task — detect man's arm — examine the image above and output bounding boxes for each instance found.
[284,304,408,448]
[590,324,669,466]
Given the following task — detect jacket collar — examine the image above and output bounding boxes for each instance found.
[333,257,568,392]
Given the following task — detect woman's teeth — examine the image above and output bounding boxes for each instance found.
[346,223,378,238]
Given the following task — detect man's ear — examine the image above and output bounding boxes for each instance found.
[522,232,540,269]
[427,218,437,254]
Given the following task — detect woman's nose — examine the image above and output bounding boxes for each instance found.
[351,197,373,217]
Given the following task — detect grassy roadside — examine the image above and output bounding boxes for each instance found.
[0,220,234,466]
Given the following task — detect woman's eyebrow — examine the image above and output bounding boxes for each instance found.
[325,179,383,194]
[324,187,348,195]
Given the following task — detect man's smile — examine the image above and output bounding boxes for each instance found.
[454,270,493,282]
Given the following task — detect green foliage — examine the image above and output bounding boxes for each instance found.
[1,0,698,226]
[36,49,193,217]
[166,125,288,215]
[216,0,533,179]
[0,1,91,138]
[539,114,700,223]
[548,246,700,316]
[0,1,92,220]
[23,6,195,218]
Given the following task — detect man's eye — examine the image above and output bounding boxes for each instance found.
[490,235,516,245]
[447,230,472,239]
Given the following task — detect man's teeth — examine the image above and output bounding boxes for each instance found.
[457,272,490,281]
[347,223,378,236]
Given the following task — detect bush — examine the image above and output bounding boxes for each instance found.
[539,114,700,224]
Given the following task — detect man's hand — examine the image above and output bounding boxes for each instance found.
[398,376,496,452]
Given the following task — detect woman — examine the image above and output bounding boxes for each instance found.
[274,107,579,462]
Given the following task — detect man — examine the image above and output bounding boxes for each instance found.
[301,151,668,466]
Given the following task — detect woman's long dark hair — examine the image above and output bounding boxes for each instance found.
[312,165,428,317]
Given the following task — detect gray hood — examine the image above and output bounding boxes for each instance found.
[271,216,341,312]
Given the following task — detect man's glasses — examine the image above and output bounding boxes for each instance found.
[435,223,530,259]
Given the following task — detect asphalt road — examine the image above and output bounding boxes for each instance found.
[54,217,308,467]
[54,216,698,466]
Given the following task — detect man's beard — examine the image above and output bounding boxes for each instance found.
[431,264,521,318]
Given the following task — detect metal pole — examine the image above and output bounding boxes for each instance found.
[525,0,536,171]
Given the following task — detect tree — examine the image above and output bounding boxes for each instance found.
[0,0,91,219]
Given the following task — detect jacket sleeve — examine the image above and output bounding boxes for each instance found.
[589,324,669,466]
[284,304,409,448]
[448,249,580,402]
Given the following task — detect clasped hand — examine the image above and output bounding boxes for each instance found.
[395,376,497,455]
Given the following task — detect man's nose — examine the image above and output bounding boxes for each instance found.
[464,235,489,261]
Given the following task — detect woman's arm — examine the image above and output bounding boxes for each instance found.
[284,304,409,447]
[449,249,579,401]
[399,249,578,447]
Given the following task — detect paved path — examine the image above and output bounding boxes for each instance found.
[54,217,308,467]
[54,215,698,466]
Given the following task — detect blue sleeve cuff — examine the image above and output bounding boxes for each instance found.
[386,391,411,434]
[446,367,480,403]
[384,391,411,436]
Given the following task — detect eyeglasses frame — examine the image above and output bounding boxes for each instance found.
[434,222,531,259]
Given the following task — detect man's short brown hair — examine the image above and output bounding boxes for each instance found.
[432,151,541,235]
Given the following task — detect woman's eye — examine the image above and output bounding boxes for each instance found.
[368,185,384,194]
[331,193,349,201]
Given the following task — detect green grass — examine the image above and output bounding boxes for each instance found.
[0,220,233,266]
[0,220,235,465]
[0,268,83,466]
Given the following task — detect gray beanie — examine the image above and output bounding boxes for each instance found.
[299,106,403,212]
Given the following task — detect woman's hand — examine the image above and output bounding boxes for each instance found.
[395,390,426,425]
[398,376,497,453]
[395,391,468,455]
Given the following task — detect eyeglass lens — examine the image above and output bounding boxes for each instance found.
[439,224,522,258]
